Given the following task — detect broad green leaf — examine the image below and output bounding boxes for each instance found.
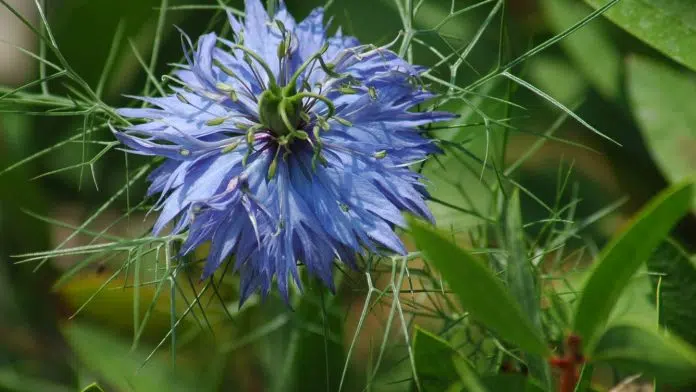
[573,181,694,351]
[585,0,696,72]
[592,323,696,386]
[542,0,620,98]
[503,190,551,388]
[648,240,696,346]
[413,327,486,392]
[80,383,105,392]
[627,56,696,201]
[62,322,201,392]
[408,218,549,356]
[58,275,191,337]
[0,367,72,392]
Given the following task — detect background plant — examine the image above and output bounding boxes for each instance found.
[0,0,695,391]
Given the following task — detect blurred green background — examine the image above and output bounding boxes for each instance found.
[1,0,695,391]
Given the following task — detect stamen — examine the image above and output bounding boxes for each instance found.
[242,124,262,166]
[334,116,352,127]
[176,93,189,104]
[267,146,280,180]
[212,59,257,101]
[205,117,227,126]
[368,86,378,100]
[221,139,242,153]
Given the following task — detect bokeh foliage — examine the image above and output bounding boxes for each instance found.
[1,0,696,391]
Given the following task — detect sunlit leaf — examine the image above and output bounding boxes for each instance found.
[573,181,694,351]
[408,217,549,356]
[592,323,696,386]
[627,56,696,205]
[585,0,696,72]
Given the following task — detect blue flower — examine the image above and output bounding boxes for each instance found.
[114,0,453,303]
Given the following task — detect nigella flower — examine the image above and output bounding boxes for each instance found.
[114,0,453,303]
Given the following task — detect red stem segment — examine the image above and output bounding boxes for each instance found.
[549,334,585,392]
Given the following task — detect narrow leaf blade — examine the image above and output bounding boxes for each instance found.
[573,181,694,350]
[504,190,551,388]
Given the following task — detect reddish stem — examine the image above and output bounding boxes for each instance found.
[549,334,585,392]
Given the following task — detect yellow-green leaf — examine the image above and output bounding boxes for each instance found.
[592,323,696,386]
[408,218,549,357]
[573,181,694,351]
[585,0,696,72]
[627,56,696,205]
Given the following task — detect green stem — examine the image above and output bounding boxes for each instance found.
[285,43,328,93]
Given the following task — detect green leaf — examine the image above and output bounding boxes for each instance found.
[80,383,105,392]
[481,375,545,392]
[413,327,486,392]
[504,190,541,325]
[592,323,696,386]
[0,367,72,392]
[62,322,201,392]
[584,0,696,72]
[648,240,696,346]
[627,56,696,199]
[542,0,620,98]
[408,218,549,356]
[573,181,694,351]
[503,190,551,388]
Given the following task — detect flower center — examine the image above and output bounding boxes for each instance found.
[258,84,303,137]
[226,24,351,177]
